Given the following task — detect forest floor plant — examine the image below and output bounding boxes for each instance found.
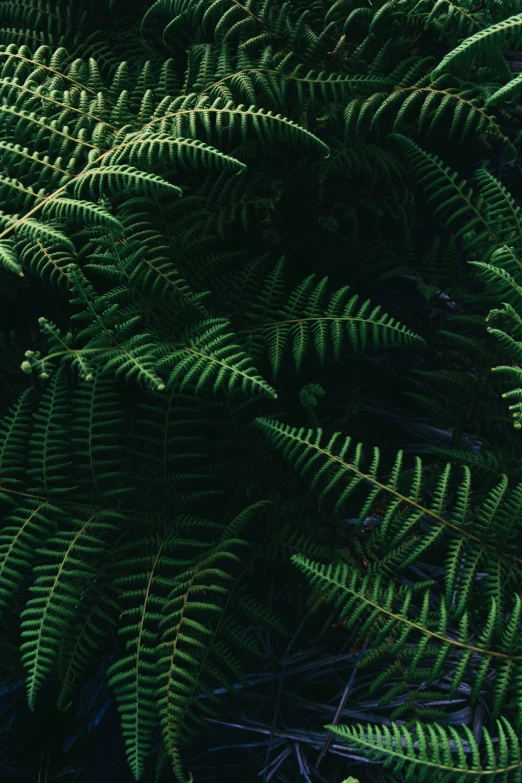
[2,1,522,782]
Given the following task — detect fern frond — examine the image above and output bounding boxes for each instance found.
[72,164,183,201]
[0,501,60,613]
[106,132,248,173]
[243,259,425,377]
[329,719,522,781]
[254,417,522,575]
[21,266,169,390]
[41,196,123,229]
[0,386,35,492]
[161,318,277,398]
[431,12,522,83]
[123,93,331,157]
[391,133,502,258]
[57,578,120,710]
[472,246,522,428]
[108,504,281,780]
[0,239,23,276]
[486,70,522,107]
[404,0,487,43]
[21,511,122,710]
[346,71,508,146]
[292,554,522,717]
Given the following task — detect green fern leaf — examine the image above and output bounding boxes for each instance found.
[21,512,121,710]
[244,261,425,377]
[431,12,522,83]
[73,164,183,201]
[161,318,277,398]
[329,719,522,781]
[0,239,23,276]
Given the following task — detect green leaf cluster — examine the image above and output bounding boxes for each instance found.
[1,1,522,782]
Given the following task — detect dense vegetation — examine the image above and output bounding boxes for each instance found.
[2,1,522,781]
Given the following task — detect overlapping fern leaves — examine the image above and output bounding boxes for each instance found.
[0,1,522,782]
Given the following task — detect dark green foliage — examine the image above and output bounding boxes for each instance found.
[1,1,522,783]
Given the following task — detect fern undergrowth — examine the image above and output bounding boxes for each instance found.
[1,1,522,782]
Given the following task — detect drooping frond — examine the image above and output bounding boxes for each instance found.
[430,12,522,83]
